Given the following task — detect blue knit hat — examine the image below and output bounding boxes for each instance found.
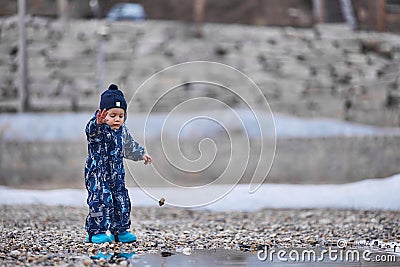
[99,84,127,112]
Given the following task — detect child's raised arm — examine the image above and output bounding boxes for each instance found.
[85,109,107,143]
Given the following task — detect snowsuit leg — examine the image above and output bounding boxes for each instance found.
[109,176,131,235]
[85,171,114,235]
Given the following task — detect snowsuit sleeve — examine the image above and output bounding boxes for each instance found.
[122,125,145,161]
[85,116,104,144]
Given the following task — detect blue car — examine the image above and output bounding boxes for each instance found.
[106,3,146,21]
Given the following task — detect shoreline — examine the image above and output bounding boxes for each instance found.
[1,205,399,266]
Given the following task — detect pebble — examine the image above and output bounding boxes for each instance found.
[1,205,399,266]
[319,218,332,224]
[83,259,92,266]
[10,250,20,256]
[182,247,192,255]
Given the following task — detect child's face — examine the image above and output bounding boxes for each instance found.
[105,108,125,130]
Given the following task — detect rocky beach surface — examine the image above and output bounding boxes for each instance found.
[0,205,399,266]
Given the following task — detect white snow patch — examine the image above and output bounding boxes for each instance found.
[1,174,399,211]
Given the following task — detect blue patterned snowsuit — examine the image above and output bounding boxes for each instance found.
[84,114,145,235]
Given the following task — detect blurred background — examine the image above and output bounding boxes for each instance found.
[0,0,400,189]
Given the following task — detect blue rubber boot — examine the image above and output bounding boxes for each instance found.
[111,231,137,243]
[85,233,113,244]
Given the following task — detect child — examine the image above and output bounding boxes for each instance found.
[84,84,152,244]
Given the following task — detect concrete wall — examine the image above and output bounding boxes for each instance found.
[1,134,400,188]
[270,135,400,183]
[0,19,399,126]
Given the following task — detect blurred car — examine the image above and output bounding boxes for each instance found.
[106,3,146,21]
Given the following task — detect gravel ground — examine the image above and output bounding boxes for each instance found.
[0,205,399,266]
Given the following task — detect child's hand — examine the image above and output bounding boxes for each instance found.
[143,154,152,165]
[96,109,108,125]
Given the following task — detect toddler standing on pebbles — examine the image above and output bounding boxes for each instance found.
[84,84,152,244]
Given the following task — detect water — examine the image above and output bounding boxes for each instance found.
[91,249,399,266]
